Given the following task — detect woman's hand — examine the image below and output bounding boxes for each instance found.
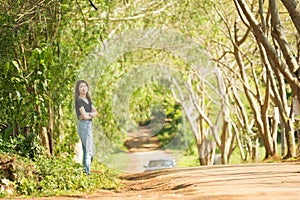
[79,107,92,120]
[89,112,97,117]
[90,105,98,118]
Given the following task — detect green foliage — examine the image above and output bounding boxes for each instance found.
[156,102,183,147]
[178,140,280,167]
[0,153,121,197]
[33,157,121,196]
[0,0,81,156]
[3,0,296,195]
[0,134,44,160]
[176,140,201,167]
[0,0,218,196]
[0,0,216,161]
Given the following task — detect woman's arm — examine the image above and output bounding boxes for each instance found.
[79,106,92,120]
[89,105,98,117]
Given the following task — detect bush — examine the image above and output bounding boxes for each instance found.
[0,153,121,197]
[0,134,44,160]
[34,156,121,196]
[0,134,121,197]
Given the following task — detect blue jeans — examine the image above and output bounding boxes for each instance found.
[77,120,93,174]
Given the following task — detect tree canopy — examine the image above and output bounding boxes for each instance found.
[1,0,300,168]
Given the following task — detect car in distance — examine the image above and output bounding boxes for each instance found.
[144,159,176,171]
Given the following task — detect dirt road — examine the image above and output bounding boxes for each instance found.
[21,127,300,199]
[25,162,300,200]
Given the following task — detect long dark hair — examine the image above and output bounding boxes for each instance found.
[74,80,91,101]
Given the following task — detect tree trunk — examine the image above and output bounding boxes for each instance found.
[40,127,51,156]
[283,117,296,159]
[261,110,276,159]
[220,121,231,164]
[281,0,300,35]
[235,0,300,89]
[198,138,216,165]
[218,72,233,164]
[235,0,298,159]
[233,38,275,159]
[48,89,54,155]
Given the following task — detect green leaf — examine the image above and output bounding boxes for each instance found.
[16,91,21,101]
[4,62,10,77]
[12,60,21,73]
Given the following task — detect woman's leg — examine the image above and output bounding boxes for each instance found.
[78,120,93,174]
[84,121,93,174]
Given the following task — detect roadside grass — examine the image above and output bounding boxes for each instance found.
[96,151,130,172]
[0,153,122,198]
[176,143,284,167]
[176,153,200,167]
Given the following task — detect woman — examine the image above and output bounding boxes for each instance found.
[75,80,98,175]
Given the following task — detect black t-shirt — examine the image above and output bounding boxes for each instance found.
[75,97,92,120]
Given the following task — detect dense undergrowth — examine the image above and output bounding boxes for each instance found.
[0,134,122,198]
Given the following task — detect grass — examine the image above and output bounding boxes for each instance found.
[176,142,286,167]
[94,151,131,172]
[176,153,200,167]
[0,153,123,198]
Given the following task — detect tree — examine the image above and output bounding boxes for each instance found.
[0,0,88,155]
[234,0,298,158]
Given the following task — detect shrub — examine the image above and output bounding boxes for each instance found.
[0,153,121,197]
[0,134,44,160]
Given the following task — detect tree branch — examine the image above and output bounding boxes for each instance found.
[269,0,299,73]
[281,0,300,35]
[234,0,300,89]
[88,0,98,10]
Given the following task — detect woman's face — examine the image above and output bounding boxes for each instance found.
[78,82,88,95]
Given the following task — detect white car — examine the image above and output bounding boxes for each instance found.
[144,159,176,171]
